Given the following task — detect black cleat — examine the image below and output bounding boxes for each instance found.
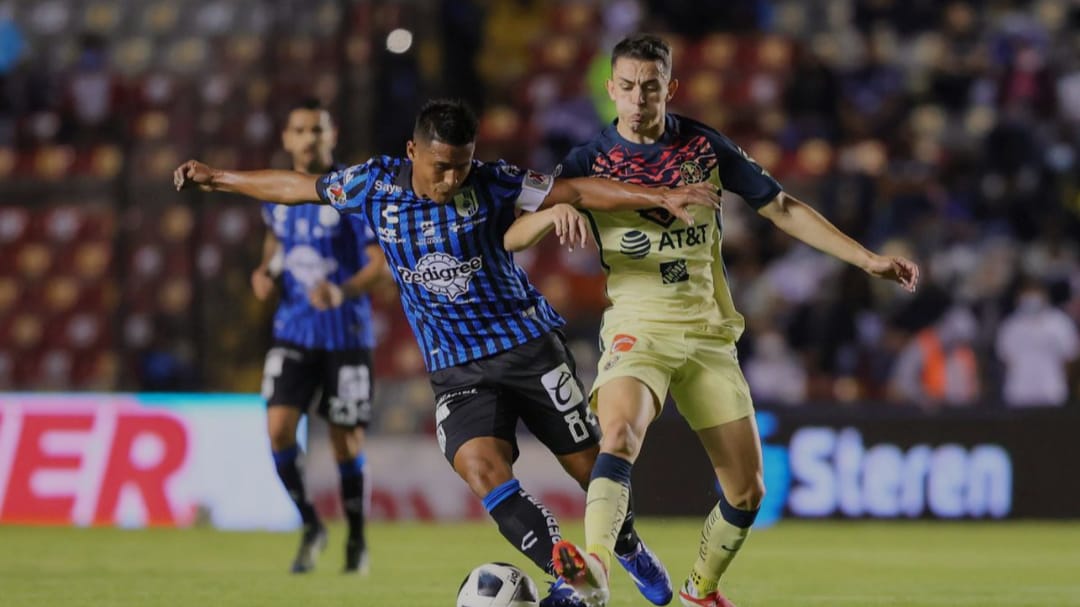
[290,522,328,574]
[344,537,369,575]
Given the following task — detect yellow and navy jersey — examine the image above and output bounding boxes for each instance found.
[558,113,782,338]
[317,156,563,372]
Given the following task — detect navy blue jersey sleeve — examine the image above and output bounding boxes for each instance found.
[556,145,594,179]
[705,131,782,209]
[480,160,555,212]
[316,160,374,212]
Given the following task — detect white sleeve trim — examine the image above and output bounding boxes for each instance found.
[514,170,555,212]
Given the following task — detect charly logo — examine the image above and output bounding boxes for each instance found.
[619,230,651,259]
[397,252,482,301]
[540,363,584,412]
[680,159,706,184]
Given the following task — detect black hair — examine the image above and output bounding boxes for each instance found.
[413,99,478,146]
[611,34,672,78]
[283,97,333,127]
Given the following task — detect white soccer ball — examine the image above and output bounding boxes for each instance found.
[456,562,540,607]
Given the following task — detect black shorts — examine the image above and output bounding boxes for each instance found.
[262,341,373,428]
[429,331,600,464]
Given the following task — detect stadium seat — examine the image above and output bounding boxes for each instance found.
[159,205,195,242]
[113,36,155,75]
[89,145,124,179]
[141,2,180,36]
[82,2,122,36]
[16,242,52,281]
[5,312,44,350]
[0,147,15,179]
[33,146,76,179]
[72,241,112,282]
[165,37,211,74]
[0,207,30,245]
[699,34,738,71]
[0,276,18,316]
[43,275,80,314]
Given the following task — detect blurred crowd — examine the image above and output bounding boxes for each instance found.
[2,0,1079,431]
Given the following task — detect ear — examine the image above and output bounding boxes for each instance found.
[606,78,616,102]
[406,140,416,160]
[666,78,679,102]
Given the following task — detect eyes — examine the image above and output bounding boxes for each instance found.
[618,82,662,94]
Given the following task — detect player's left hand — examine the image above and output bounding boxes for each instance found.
[550,204,589,251]
[660,182,721,225]
[865,255,920,292]
[308,281,345,310]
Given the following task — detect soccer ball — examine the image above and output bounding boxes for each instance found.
[456,562,540,607]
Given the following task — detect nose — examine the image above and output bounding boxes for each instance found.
[634,86,646,105]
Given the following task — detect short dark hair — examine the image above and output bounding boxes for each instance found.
[413,99,478,146]
[283,97,333,127]
[611,34,672,78]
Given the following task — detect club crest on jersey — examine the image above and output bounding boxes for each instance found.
[619,230,651,259]
[454,189,479,218]
[398,252,483,301]
[327,182,347,206]
[637,207,677,228]
[680,160,706,184]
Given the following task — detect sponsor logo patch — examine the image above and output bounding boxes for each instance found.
[611,334,637,353]
[540,363,584,412]
[397,252,483,301]
[660,258,689,284]
[619,230,651,259]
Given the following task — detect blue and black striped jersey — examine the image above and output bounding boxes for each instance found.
[262,200,376,351]
[316,155,563,372]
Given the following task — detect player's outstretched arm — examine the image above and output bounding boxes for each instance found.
[504,204,589,252]
[173,160,320,204]
[758,192,920,292]
[543,178,719,225]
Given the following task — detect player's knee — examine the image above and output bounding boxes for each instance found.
[267,425,297,452]
[726,477,766,511]
[455,452,513,497]
[599,420,642,460]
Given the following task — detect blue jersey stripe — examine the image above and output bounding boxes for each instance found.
[266,197,375,351]
[318,155,564,371]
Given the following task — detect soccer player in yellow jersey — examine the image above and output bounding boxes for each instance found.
[504,34,920,607]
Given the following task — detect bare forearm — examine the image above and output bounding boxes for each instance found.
[258,232,280,269]
[341,249,390,298]
[211,169,320,204]
[761,193,874,270]
[560,177,665,211]
[504,210,556,251]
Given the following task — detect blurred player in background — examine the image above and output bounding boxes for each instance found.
[507,34,919,607]
[253,99,389,575]
[174,99,719,607]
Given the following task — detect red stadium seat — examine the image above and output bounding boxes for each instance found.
[16,242,53,281]
[43,275,81,315]
[0,276,18,316]
[72,241,113,282]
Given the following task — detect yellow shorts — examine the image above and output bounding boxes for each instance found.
[591,324,754,430]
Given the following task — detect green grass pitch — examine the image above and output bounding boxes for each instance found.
[3,520,1079,606]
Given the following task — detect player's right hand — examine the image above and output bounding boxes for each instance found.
[660,182,721,225]
[173,160,217,192]
[251,267,276,301]
[550,204,589,251]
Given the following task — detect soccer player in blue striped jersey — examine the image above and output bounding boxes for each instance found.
[175,99,719,607]
[251,99,389,575]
